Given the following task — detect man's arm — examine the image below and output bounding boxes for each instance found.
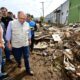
[6,21,12,50]
[28,29,31,45]
[0,25,4,48]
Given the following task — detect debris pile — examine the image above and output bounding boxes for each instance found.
[33,26,80,80]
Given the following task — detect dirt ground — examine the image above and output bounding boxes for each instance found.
[2,51,68,80]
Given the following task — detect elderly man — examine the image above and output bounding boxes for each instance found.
[6,11,33,76]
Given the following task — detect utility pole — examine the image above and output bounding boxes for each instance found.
[40,2,44,17]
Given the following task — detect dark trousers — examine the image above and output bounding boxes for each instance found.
[12,46,30,72]
[30,34,34,51]
[4,43,11,60]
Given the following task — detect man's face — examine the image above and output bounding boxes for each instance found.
[1,9,7,17]
[18,13,26,24]
[27,16,31,22]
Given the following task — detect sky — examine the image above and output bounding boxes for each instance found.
[0,0,67,17]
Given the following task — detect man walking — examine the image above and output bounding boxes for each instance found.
[6,11,33,76]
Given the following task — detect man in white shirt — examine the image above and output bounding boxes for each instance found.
[6,11,33,76]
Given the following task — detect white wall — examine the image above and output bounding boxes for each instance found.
[52,12,56,23]
[44,0,69,24]
[60,0,69,24]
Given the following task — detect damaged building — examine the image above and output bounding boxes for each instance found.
[44,0,69,25]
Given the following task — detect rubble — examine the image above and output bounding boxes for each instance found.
[34,42,48,49]
[33,25,80,80]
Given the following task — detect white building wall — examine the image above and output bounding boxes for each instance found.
[44,0,69,24]
[60,0,69,24]
[44,14,51,22]
[52,12,56,23]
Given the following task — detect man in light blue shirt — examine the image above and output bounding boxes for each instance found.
[27,14,37,52]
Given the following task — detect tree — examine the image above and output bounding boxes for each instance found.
[40,16,44,22]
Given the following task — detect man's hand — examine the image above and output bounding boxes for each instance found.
[7,42,12,50]
[0,43,4,49]
[29,39,31,45]
[30,27,34,31]
[0,43,4,54]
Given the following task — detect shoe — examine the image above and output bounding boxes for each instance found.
[0,72,8,79]
[26,70,34,76]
